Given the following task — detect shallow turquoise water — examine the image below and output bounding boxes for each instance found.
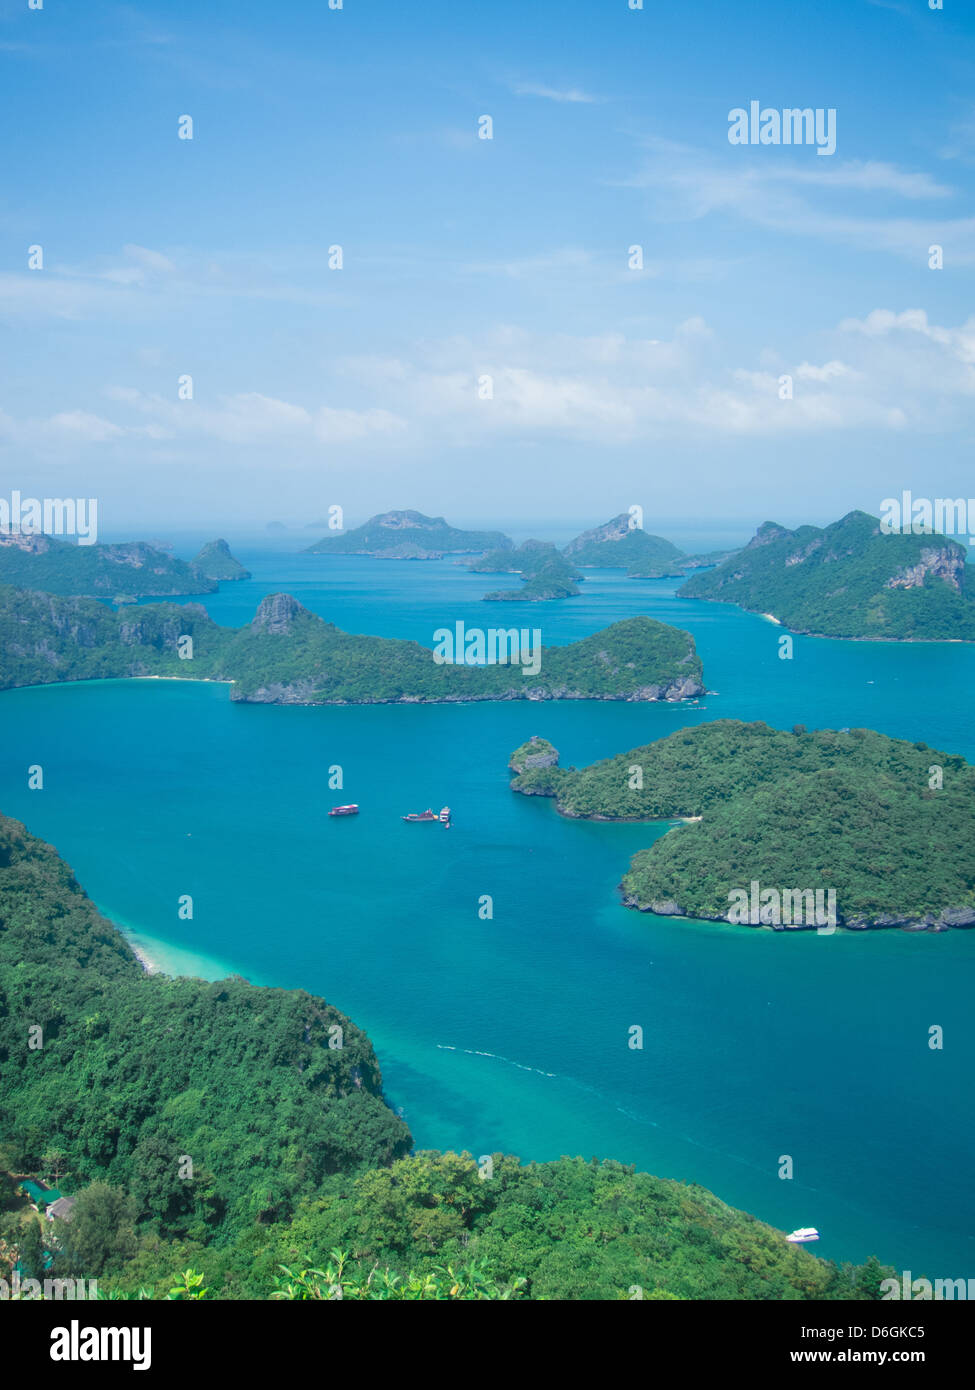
[4,554,974,1277]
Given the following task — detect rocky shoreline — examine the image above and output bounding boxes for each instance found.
[233,677,703,706]
[620,892,975,932]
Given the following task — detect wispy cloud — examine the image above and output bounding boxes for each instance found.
[621,139,974,262]
[0,245,340,321]
[509,79,598,104]
[763,160,952,199]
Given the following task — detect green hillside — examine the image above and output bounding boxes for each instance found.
[510,720,975,929]
[0,810,893,1299]
[0,533,216,599]
[679,510,975,640]
[0,586,704,704]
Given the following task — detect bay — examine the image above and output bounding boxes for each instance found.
[3,550,973,1278]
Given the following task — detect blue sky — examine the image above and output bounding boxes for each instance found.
[2,0,974,535]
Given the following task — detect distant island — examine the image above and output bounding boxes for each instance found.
[678,510,975,641]
[298,506,742,598]
[564,513,737,579]
[0,531,217,599]
[191,538,251,582]
[0,806,893,1300]
[304,509,514,558]
[0,586,705,705]
[510,720,975,931]
[471,540,583,601]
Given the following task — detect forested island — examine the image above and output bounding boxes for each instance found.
[510,721,975,931]
[0,586,704,704]
[0,532,218,599]
[304,509,513,558]
[190,538,251,582]
[471,540,583,601]
[0,809,895,1299]
[679,510,975,640]
[564,513,736,578]
[299,507,739,599]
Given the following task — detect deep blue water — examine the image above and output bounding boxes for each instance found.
[3,548,973,1279]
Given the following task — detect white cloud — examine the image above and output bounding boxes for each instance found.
[313,407,405,442]
[329,313,975,441]
[99,386,406,449]
[47,411,125,442]
[623,139,975,262]
[4,311,972,460]
[510,80,597,104]
[795,360,856,382]
[766,160,952,199]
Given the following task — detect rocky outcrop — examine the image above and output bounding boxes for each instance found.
[230,679,319,704]
[250,593,312,635]
[564,513,635,553]
[508,737,559,775]
[885,546,965,593]
[746,521,792,549]
[620,894,975,932]
[0,531,53,555]
[117,604,208,649]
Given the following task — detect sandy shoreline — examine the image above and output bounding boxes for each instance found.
[128,942,161,975]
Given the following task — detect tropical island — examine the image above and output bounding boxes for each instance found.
[0,586,704,704]
[190,538,251,582]
[564,513,737,578]
[304,509,513,558]
[470,540,583,601]
[678,510,975,641]
[0,531,218,599]
[0,808,896,1299]
[509,720,975,931]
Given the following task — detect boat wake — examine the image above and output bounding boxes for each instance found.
[436,1043,556,1079]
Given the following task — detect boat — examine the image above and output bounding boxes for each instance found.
[328,804,359,817]
[439,806,451,824]
[402,808,438,822]
[786,1228,820,1243]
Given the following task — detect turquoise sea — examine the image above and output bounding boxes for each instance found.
[3,546,973,1278]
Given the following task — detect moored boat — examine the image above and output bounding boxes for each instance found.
[439,806,451,824]
[786,1227,820,1243]
[402,808,438,822]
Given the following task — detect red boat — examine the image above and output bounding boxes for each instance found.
[328,804,359,817]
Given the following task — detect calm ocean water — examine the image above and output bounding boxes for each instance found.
[3,545,973,1276]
